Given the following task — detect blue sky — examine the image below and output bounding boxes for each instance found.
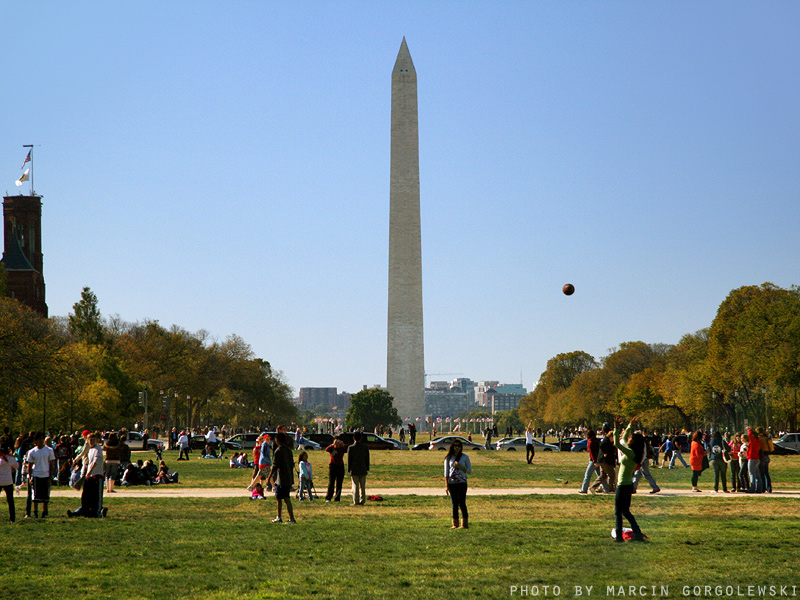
[3,2,799,396]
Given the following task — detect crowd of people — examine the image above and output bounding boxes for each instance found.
[0,426,178,522]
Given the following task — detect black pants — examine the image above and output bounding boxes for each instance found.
[447,482,468,520]
[326,464,344,501]
[1,484,14,522]
[81,475,104,517]
[615,483,641,540]
[526,444,535,463]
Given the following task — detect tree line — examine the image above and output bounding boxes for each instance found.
[1,286,296,433]
[519,283,800,433]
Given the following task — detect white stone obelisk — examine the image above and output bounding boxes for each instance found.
[387,38,425,420]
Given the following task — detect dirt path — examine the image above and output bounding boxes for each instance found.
[45,486,800,499]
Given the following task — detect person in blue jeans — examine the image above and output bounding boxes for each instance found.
[669,435,689,468]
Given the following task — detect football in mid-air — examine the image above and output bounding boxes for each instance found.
[562,283,575,296]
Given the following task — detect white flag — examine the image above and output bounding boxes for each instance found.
[15,168,29,187]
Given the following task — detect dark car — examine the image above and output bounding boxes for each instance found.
[305,433,335,448]
[190,435,209,450]
[336,432,397,450]
[559,436,584,452]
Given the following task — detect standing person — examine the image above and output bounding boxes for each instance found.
[247,434,272,492]
[68,433,106,518]
[738,436,750,492]
[659,435,673,468]
[525,424,535,464]
[612,416,645,542]
[758,428,773,493]
[579,429,601,494]
[347,431,370,506]
[484,428,492,451]
[729,433,741,492]
[103,433,121,494]
[408,423,416,446]
[324,438,346,502]
[0,445,19,523]
[444,439,471,529]
[632,431,661,494]
[746,427,762,493]
[710,431,730,493]
[669,435,690,468]
[169,427,178,451]
[205,428,218,452]
[690,430,706,492]
[54,435,73,485]
[297,451,314,501]
[177,431,190,461]
[267,432,296,524]
[25,432,56,518]
[589,424,616,494]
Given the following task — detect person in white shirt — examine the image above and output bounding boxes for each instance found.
[25,432,56,518]
[0,445,19,522]
[68,433,106,518]
[177,431,190,461]
[525,424,536,464]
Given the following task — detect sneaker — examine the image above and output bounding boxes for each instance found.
[271,517,282,523]
[66,510,74,518]
[710,490,717,494]
[102,508,108,518]
[578,490,588,494]
[650,488,661,494]
[285,520,297,525]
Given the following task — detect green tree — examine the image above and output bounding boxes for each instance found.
[346,388,400,431]
[69,286,106,345]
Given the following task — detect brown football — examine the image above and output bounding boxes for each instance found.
[562,283,575,296]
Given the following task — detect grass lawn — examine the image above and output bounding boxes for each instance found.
[2,449,797,599]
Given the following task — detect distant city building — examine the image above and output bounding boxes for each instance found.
[475,381,500,407]
[489,383,528,414]
[450,378,476,402]
[298,387,338,410]
[424,387,474,420]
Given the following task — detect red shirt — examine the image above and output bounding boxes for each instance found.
[690,440,705,470]
[326,443,345,466]
[746,429,761,460]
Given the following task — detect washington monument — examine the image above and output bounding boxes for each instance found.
[387,38,424,420]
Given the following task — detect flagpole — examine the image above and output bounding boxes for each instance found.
[23,145,34,195]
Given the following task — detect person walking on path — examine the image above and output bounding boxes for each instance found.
[669,435,690,468]
[589,424,616,494]
[525,424,535,464]
[444,438,471,529]
[324,438,346,502]
[612,416,645,542]
[690,430,707,492]
[347,431,370,506]
[632,431,661,494]
[267,432,296,523]
[579,429,601,494]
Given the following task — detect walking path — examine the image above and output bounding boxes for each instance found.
[46,486,800,499]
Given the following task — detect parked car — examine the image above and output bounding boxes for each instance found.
[189,435,210,450]
[429,436,484,451]
[295,436,322,451]
[336,432,397,450]
[570,438,588,452]
[773,433,800,454]
[121,431,165,452]
[559,436,584,452]
[773,433,800,455]
[411,441,430,451]
[224,432,261,450]
[304,433,335,448]
[496,437,560,452]
[385,438,409,450]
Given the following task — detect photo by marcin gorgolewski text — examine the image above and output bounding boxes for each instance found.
[509,585,800,598]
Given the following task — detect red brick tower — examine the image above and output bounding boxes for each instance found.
[1,193,47,317]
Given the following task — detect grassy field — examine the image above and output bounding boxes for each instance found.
[1,448,798,599]
[157,446,800,491]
